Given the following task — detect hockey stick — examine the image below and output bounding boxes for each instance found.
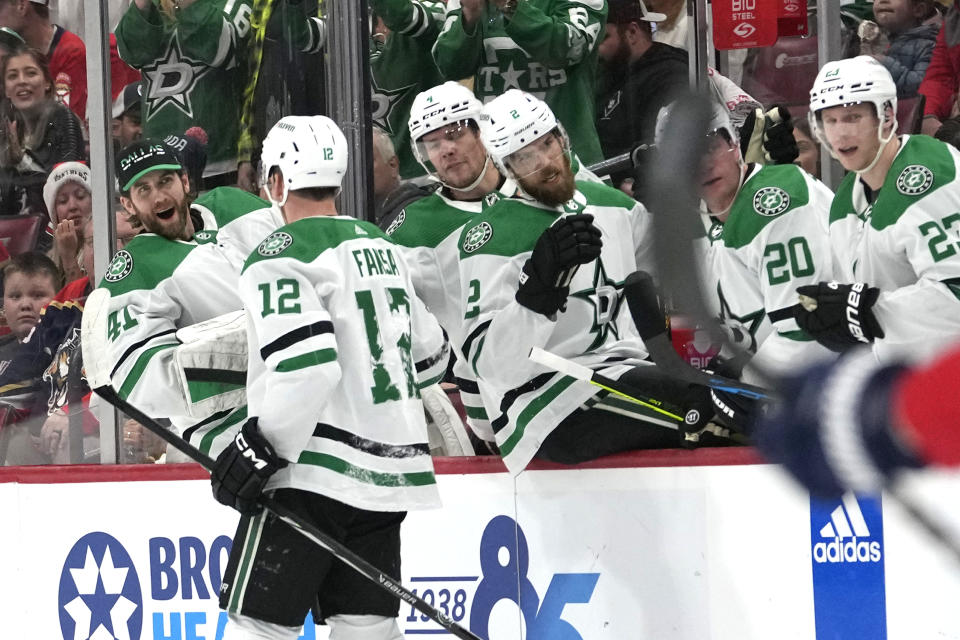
[585,143,653,179]
[623,271,772,401]
[527,347,685,422]
[80,296,481,640]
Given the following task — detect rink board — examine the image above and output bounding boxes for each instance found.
[1,450,959,640]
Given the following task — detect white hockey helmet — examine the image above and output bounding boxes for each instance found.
[808,56,898,170]
[260,115,348,205]
[408,81,490,189]
[480,89,569,178]
[654,98,737,149]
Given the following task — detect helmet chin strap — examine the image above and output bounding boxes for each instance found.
[854,118,898,176]
[446,155,493,193]
[710,151,747,218]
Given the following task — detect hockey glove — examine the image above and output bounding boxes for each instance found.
[740,106,799,165]
[211,418,287,515]
[516,213,603,316]
[709,388,756,435]
[794,281,884,352]
[753,349,922,497]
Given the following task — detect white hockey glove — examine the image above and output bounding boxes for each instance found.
[174,311,248,417]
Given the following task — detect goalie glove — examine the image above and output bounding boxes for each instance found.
[794,281,885,352]
[753,348,922,497]
[211,418,287,515]
[740,106,799,165]
[174,311,248,418]
[516,213,602,316]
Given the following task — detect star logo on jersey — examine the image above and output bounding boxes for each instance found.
[716,281,765,341]
[708,221,724,242]
[569,259,623,350]
[752,186,790,217]
[895,164,933,196]
[484,191,502,208]
[463,221,493,253]
[142,34,212,119]
[104,251,133,282]
[385,210,405,235]
[500,60,526,91]
[258,232,293,257]
[371,73,418,136]
[58,532,143,640]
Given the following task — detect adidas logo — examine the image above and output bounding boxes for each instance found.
[812,493,881,564]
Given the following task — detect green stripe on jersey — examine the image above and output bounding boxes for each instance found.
[500,375,577,456]
[243,217,390,272]
[465,405,488,420]
[388,193,472,248]
[118,342,178,400]
[297,451,436,487]
[194,187,268,227]
[722,164,810,249]
[276,348,337,372]
[188,379,245,403]
[98,235,196,296]
[199,406,248,455]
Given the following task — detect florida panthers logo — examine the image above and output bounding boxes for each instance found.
[896,165,933,196]
[257,232,293,257]
[753,187,790,216]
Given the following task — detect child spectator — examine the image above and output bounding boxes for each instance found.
[0,251,59,465]
[861,0,942,97]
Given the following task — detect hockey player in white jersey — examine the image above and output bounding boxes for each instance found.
[797,56,960,363]
[211,116,448,640]
[388,81,516,449]
[86,138,282,460]
[674,100,835,391]
[458,90,721,473]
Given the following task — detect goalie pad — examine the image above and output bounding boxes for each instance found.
[174,311,248,418]
[421,384,475,456]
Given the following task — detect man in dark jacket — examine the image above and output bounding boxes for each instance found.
[596,0,688,197]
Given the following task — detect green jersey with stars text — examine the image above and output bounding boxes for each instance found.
[387,181,519,442]
[116,0,253,176]
[702,163,836,379]
[457,181,658,473]
[240,217,447,511]
[433,0,607,165]
[829,134,960,364]
[371,0,446,179]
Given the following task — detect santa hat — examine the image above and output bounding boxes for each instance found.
[43,161,91,223]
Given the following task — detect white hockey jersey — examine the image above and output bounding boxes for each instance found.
[457,181,658,473]
[240,216,448,511]
[386,181,518,442]
[703,163,836,378]
[829,135,960,363]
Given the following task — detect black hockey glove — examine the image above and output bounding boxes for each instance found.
[211,418,287,515]
[739,106,799,165]
[516,213,603,316]
[794,281,884,352]
[753,350,922,496]
[709,387,757,435]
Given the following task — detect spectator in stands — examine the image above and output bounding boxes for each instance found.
[596,0,687,196]
[370,0,445,179]
[0,0,86,121]
[0,46,85,221]
[0,251,59,465]
[860,0,941,98]
[919,0,960,135]
[793,117,821,179]
[42,160,89,283]
[372,126,401,222]
[111,81,141,152]
[115,0,253,189]
[433,0,608,166]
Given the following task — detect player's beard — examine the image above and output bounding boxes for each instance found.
[132,197,192,240]
[519,158,576,207]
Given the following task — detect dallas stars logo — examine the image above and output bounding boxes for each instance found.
[716,281,765,343]
[258,232,293,257]
[463,222,493,253]
[142,33,212,119]
[896,164,933,196]
[385,210,405,235]
[193,230,215,243]
[752,186,790,217]
[569,259,623,350]
[104,251,133,282]
[371,72,417,136]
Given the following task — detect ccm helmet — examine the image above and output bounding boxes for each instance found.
[808,56,898,172]
[261,115,348,205]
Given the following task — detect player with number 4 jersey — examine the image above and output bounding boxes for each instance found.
[800,56,960,364]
